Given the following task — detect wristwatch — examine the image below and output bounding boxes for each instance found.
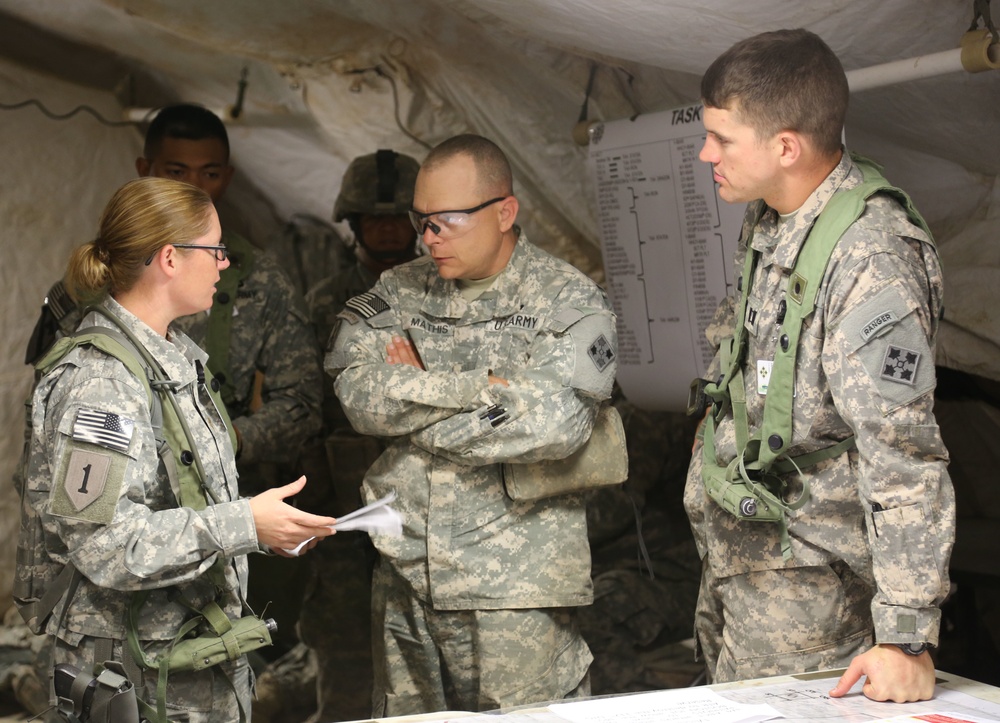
[893,642,932,656]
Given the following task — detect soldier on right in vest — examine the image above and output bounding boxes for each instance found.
[684,29,955,702]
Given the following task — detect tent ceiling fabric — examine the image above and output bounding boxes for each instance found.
[0,0,998,359]
[0,2,997,356]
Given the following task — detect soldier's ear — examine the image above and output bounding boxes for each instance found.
[498,196,518,233]
[776,130,803,168]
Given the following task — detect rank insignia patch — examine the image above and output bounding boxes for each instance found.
[588,334,615,372]
[344,291,389,319]
[880,345,920,386]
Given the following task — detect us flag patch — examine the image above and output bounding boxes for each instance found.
[73,408,135,453]
[345,292,390,319]
[880,345,920,386]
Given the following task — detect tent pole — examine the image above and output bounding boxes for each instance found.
[846,29,1000,92]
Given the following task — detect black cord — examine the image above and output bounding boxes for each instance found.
[578,63,598,123]
[0,98,141,126]
[374,66,433,151]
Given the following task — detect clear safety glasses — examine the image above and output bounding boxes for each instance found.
[408,196,507,239]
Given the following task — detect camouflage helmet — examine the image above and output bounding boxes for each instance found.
[333,149,420,222]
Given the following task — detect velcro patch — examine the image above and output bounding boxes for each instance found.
[588,334,615,372]
[880,345,920,386]
[50,446,126,524]
[72,408,134,453]
[344,292,389,319]
[63,449,111,511]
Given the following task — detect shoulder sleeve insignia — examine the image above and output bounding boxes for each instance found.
[51,447,126,524]
[880,345,920,386]
[588,334,615,373]
[344,292,390,319]
[72,408,134,453]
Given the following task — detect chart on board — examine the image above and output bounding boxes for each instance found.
[589,103,745,410]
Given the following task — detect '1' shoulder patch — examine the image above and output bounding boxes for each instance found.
[344,292,390,319]
[63,449,112,512]
[588,334,615,372]
[880,345,920,385]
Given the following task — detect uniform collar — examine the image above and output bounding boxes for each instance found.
[89,297,205,386]
[753,151,860,271]
[418,229,531,320]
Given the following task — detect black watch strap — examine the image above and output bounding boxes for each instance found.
[893,642,931,656]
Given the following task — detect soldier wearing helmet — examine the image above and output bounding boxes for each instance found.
[289,150,420,722]
[332,149,421,283]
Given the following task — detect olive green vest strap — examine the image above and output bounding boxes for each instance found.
[704,202,767,411]
[37,329,153,405]
[698,155,932,558]
[756,153,932,469]
[205,230,256,408]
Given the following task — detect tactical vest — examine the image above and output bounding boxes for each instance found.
[14,305,266,723]
[696,154,933,559]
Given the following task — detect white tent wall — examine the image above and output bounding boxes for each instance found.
[0,57,141,604]
[1,0,999,608]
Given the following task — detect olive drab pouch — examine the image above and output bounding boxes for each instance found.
[502,404,628,502]
[126,595,274,723]
[162,607,276,673]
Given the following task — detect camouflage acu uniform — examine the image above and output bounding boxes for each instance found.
[307,260,383,502]
[18,298,260,720]
[327,232,618,715]
[684,152,956,682]
[174,229,323,469]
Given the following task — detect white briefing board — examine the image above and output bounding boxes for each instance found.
[588,103,746,411]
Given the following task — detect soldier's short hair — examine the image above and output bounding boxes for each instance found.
[423,134,513,198]
[143,103,231,160]
[701,28,848,155]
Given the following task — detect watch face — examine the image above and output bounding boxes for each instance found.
[898,642,930,655]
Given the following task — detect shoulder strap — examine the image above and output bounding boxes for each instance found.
[756,153,931,469]
[205,230,257,407]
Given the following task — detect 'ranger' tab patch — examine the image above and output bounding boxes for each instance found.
[881,345,921,385]
[588,334,615,372]
[860,310,899,343]
[344,291,390,319]
[73,408,134,453]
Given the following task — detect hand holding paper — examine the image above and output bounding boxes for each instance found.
[282,491,403,556]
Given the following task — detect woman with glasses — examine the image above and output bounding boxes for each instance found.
[15,177,336,722]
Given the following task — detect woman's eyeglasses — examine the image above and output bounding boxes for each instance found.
[145,244,229,265]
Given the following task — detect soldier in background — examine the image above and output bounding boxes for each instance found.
[305,150,421,515]
[259,150,420,723]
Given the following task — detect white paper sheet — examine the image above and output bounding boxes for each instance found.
[282,491,402,556]
[549,687,782,723]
